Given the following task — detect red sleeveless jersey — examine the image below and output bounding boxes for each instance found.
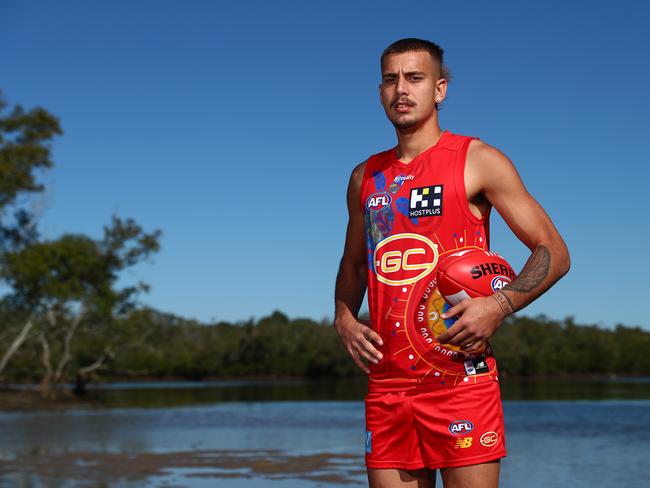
[360,130,500,393]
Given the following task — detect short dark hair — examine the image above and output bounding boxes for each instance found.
[381,38,451,82]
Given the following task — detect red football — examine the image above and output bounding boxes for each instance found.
[436,248,516,306]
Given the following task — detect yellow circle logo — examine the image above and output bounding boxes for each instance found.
[373,233,439,286]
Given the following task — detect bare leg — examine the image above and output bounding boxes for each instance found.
[368,467,437,488]
[439,459,500,488]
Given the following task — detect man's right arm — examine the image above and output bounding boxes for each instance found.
[334,161,384,374]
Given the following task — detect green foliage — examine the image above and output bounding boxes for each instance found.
[3,235,103,305]
[491,315,650,376]
[1,216,161,314]
[107,309,359,380]
[0,92,61,256]
[3,308,648,383]
[0,92,62,209]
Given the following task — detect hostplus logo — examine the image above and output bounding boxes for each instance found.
[409,185,443,217]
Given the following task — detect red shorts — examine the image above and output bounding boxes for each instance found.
[364,378,507,470]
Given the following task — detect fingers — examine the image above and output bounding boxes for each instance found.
[352,350,370,374]
[437,321,463,343]
[453,329,487,351]
[350,326,383,362]
[437,319,485,348]
[463,340,485,354]
[440,298,470,321]
[437,301,471,343]
[359,328,383,360]
[343,323,385,374]
[366,328,384,347]
[448,329,473,347]
[354,341,380,364]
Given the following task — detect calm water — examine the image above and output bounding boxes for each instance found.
[1,378,649,487]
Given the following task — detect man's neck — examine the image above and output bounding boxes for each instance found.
[395,119,443,164]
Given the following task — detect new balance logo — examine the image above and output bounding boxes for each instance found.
[454,437,473,449]
[409,185,443,218]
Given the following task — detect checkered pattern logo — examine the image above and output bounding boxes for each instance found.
[409,185,443,218]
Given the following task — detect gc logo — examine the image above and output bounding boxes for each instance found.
[373,233,439,286]
[480,431,499,447]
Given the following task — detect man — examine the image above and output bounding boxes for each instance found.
[334,38,570,488]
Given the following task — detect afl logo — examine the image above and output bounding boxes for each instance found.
[448,420,474,436]
[373,233,439,286]
[490,275,511,292]
[366,191,392,211]
[480,431,499,447]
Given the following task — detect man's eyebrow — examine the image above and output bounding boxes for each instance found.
[382,71,427,77]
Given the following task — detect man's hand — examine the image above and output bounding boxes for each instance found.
[436,295,506,355]
[334,316,384,374]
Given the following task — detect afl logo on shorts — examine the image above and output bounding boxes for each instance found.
[490,275,511,292]
[480,431,499,447]
[366,191,392,211]
[373,233,439,286]
[448,420,474,436]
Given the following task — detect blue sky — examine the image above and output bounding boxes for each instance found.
[1,0,648,329]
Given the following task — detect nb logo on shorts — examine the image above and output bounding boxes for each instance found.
[453,437,473,449]
[365,430,372,453]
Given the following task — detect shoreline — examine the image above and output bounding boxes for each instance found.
[0,389,106,412]
[2,374,649,412]
[3,372,648,388]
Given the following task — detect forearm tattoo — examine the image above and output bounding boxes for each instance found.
[493,244,551,316]
[505,244,551,293]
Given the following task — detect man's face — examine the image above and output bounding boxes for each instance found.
[379,50,446,131]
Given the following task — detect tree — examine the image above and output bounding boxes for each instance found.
[1,216,161,397]
[0,92,162,397]
[0,91,62,378]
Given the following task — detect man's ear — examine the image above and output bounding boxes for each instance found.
[435,78,448,103]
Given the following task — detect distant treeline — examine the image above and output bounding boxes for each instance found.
[2,308,648,383]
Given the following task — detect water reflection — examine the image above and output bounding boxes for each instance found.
[9,376,650,410]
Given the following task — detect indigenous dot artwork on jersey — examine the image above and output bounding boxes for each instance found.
[360,131,503,393]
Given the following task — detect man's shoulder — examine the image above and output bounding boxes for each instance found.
[440,130,482,151]
[465,137,516,190]
[466,137,510,165]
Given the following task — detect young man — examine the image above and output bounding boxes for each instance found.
[334,38,570,488]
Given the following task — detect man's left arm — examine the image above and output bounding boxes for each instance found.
[436,140,571,354]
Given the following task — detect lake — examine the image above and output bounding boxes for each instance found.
[0,377,649,487]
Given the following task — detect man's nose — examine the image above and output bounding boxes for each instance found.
[395,75,408,95]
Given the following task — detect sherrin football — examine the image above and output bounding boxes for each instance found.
[436,249,516,306]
